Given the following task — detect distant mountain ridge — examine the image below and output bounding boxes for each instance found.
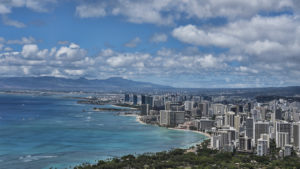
[0,76,300,96]
[0,76,172,91]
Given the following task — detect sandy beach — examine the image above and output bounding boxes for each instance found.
[120,113,147,125]
[135,115,147,125]
[168,127,211,139]
[133,115,211,139]
[111,104,137,110]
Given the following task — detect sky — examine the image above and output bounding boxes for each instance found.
[0,0,300,88]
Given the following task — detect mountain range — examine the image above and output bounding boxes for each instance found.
[0,77,299,97]
[0,76,172,92]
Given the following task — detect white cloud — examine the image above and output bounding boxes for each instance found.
[150,33,168,43]
[0,0,57,13]
[76,3,106,18]
[124,37,141,48]
[21,44,48,59]
[0,4,11,14]
[55,43,87,61]
[0,0,56,27]
[172,24,240,47]
[6,36,36,45]
[64,69,85,76]
[74,0,295,25]
[1,15,25,28]
[172,15,300,63]
[106,53,149,67]
[198,54,219,68]
[236,66,259,74]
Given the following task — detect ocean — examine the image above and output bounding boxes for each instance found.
[0,93,207,169]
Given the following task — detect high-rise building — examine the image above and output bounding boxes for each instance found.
[257,137,269,156]
[260,107,266,121]
[276,121,291,148]
[124,94,130,102]
[212,104,225,115]
[199,102,209,117]
[275,109,282,120]
[211,131,229,150]
[191,108,202,117]
[133,95,138,105]
[239,136,252,151]
[219,127,238,143]
[277,132,289,148]
[230,105,238,114]
[211,135,221,150]
[159,110,185,127]
[254,121,269,144]
[216,116,224,127]
[238,105,243,113]
[145,96,153,107]
[293,122,300,150]
[184,101,194,111]
[141,95,146,104]
[234,115,241,131]
[225,111,235,127]
[141,104,150,116]
[165,101,171,110]
[141,95,153,106]
[197,118,215,131]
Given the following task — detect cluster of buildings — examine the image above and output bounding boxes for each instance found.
[123,93,300,157]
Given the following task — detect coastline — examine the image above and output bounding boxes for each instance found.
[121,114,147,125]
[111,104,138,110]
[167,127,211,139]
[133,115,211,146]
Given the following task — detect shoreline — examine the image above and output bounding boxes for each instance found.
[133,115,211,147]
[111,104,138,110]
[167,127,211,139]
[121,114,147,125]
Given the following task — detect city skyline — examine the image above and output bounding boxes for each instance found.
[1,0,300,88]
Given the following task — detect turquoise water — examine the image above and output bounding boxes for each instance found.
[0,94,207,169]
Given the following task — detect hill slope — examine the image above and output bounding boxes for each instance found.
[0,76,172,92]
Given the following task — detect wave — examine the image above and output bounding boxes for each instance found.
[19,155,57,162]
[85,116,92,121]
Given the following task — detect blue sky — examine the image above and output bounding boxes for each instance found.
[0,0,300,88]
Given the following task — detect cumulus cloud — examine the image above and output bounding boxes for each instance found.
[0,42,230,80]
[150,33,168,43]
[0,40,299,87]
[74,0,295,25]
[64,69,85,76]
[106,53,149,67]
[55,43,87,61]
[21,44,48,59]
[172,15,300,64]
[1,0,300,87]
[124,37,141,48]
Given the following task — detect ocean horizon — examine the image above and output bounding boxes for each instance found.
[0,93,207,169]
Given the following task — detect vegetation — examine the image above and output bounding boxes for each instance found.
[74,140,300,169]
